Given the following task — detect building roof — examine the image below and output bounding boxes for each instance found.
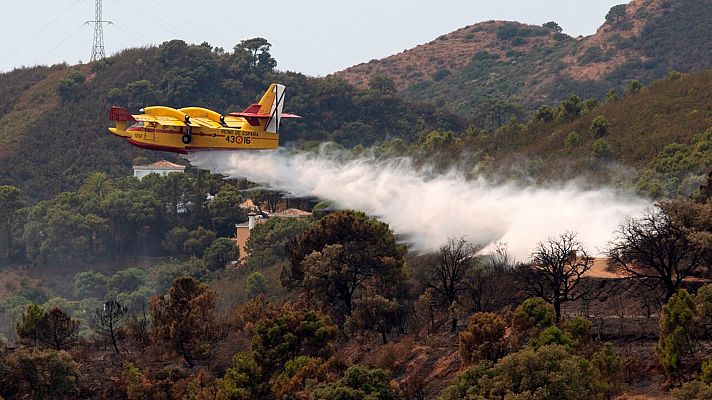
[133,160,186,170]
[240,198,257,209]
[270,208,312,218]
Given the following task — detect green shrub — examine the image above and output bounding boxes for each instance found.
[459,312,507,364]
[565,131,581,147]
[694,284,712,333]
[590,115,610,137]
[582,98,600,113]
[591,139,613,160]
[5,349,79,399]
[590,343,624,399]
[625,80,643,95]
[562,316,593,348]
[530,326,575,350]
[245,272,268,298]
[252,303,337,372]
[74,270,107,299]
[57,71,85,101]
[311,365,397,400]
[107,268,146,294]
[702,358,712,384]
[673,358,712,399]
[432,68,451,82]
[15,304,46,347]
[559,95,582,121]
[439,345,595,400]
[673,381,712,399]
[542,21,562,32]
[496,25,521,40]
[535,105,557,123]
[657,289,697,384]
[513,297,555,330]
[217,351,264,399]
[511,298,555,348]
[203,237,238,271]
[579,46,606,64]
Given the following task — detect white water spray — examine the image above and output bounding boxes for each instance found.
[188,150,650,259]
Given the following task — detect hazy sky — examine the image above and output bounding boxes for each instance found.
[0,0,627,76]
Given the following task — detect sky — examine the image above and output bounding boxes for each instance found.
[0,0,628,77]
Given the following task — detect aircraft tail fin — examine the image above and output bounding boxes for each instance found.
[108,106,135,137]
[258,83,285,134]
[230,83,300,134]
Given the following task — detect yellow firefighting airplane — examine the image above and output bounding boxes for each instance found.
[108,83,299,154]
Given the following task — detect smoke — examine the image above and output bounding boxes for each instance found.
[187,149,650,259]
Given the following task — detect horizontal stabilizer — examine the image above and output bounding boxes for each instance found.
[230,111,302,119]
[109,106,136,122]
[231,107,301,127]
[229,84,300,132]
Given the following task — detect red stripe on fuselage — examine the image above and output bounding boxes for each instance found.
[128,127,227,137]
[126,138,188,154]
[125,138,276,153]
[127,127,278,141]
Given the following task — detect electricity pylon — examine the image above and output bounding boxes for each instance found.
[86,0,112,61]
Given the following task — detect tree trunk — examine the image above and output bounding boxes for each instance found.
[179,342,195,368]
[110,328,120,354]
[663,284,674,303]
[554,301,562,323]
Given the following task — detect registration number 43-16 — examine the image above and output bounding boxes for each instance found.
[225,135,251,144]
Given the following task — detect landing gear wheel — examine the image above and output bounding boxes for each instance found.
[182,134,191,144]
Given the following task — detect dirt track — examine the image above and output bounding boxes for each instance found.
[587,258,622,279]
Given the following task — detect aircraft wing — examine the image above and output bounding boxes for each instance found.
[191,117,222,129]
[133,114,187,127]
[223,116,246,128]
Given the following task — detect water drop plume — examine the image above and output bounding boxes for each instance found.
[188,149,650,258]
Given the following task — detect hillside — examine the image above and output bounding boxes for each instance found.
[3,0,712,202]
[333,0,712,113]
[0,42,464,201]
[361,67,712,199]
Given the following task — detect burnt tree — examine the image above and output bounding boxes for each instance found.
[608,207,703,302]
[38,308,79,350]
[151,276,217,368]
[519,232,594,321]
[93,300,127,354]
[425,237,480,331]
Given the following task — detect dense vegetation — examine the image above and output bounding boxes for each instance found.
[1,180,712,398]
[323,69,712,200]
[0,39,465,202]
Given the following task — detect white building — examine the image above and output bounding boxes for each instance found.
[133,160,186,180]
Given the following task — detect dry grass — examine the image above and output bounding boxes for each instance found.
[0,267,40,298]
[332,21,562,91]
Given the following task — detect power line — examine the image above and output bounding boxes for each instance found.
[36,24,86,65]
[0,1,77,65]
[0,1,52,44]
[85,0,112,61]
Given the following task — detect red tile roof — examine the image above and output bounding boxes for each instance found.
[270,208,312,218]
[133,160,186,169]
